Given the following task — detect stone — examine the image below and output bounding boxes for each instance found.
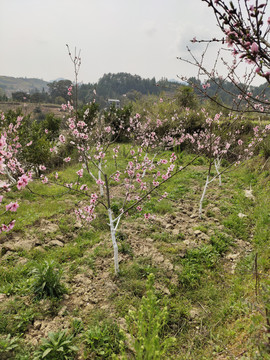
[47,240,64,247]
[155,254,164,263]
[0,293,7,303]
[190,308,201,319]
[33,321,42,330]
[58,306,67,316]
[172,229,179,236]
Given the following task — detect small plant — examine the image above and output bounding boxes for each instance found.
[210,232,233,255]
[0,334,19,360]
[119,241,133,257]
[125,273,175,359]
[84,319,125,358]
[178,245,219,288]
[71,318,84,336]
[30,260,67,299]
[33,330,78,360]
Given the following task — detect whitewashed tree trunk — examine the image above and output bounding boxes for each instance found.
[5,168,16,185]
[214,157,222,186]
[199,175,209,218]
[98,160,104,197]
[108,208,119,274]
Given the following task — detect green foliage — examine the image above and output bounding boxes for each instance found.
[125,273,175,359]
[71,318,84,336]
[77,103,100,125]
[0,299,36,336]
[260,134,270,159]
[176,85,198,109]
[47,80,72,103]
[210,232,233,255]
[103,104,133,142]
[0,334,19,360]
[84,320,125,358]
[30,260,67,299]
[41,113,62,140]
[179,245,220,288]
[33,331,78,360]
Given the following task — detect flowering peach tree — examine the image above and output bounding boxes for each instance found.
[0,113,32,234]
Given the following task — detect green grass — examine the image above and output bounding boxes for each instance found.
[0,153,270,358]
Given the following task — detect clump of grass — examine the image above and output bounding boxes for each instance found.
[210,232,233,255]
[178,245,220,288]
[84,319,125,359]
[30,260,67,299]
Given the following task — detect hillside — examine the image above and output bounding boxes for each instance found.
[0,76,49,97]
[0,153,270,358]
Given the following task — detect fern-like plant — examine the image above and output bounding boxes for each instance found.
[125,273,175,359]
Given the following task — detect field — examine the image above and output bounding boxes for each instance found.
[0,102,63,119]
[1,148,270,359]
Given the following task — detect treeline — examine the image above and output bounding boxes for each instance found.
[2,72,269,108]
[190,77,270,106]
[5,73,179,106]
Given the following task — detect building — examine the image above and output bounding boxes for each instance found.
[107,99,120,109]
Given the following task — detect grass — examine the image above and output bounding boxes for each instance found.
[0,153,270,358]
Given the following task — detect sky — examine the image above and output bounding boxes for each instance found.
[0,0,235,84]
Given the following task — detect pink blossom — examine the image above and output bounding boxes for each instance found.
[96,179,105,185]
[42,176,48,184]
[59,134,66,143]
[251,42,259,53]
[64,157,71,162]
[17,174,31,190]
[76,169,84,177]
[6,202,19,212]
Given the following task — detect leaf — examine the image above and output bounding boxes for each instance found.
[42,348,52,358]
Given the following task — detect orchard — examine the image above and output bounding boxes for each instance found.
[1,1,270,358]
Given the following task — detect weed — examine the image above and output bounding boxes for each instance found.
[119,241,134,257]
[178,245,220,288]
[0,334,19,360]
[125,273,175,359]
[71,318,84,336]
[33,330,78,360]
[0,299,36,336]
[84,319,125,358]
[30,260,67,299]
[210,232,233,255]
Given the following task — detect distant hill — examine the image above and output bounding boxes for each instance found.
[0,76,48,97]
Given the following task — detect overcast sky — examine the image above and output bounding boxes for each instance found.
[1,0,227,84]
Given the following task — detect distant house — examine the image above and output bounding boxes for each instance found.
[107,99,120,109]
